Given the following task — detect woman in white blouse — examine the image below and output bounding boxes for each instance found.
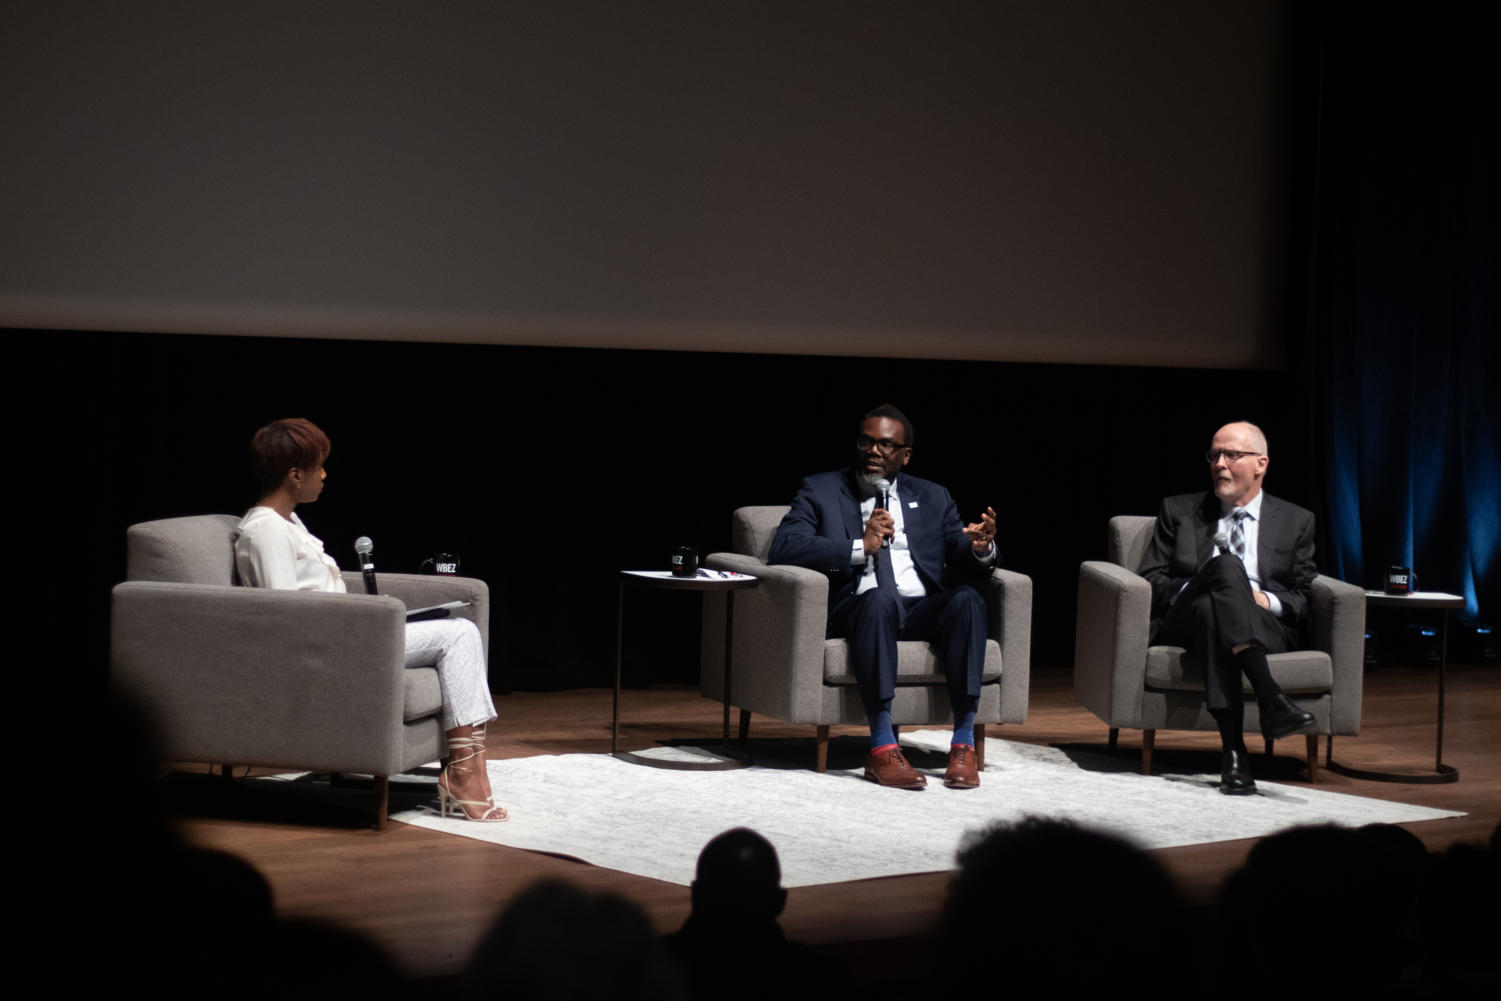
[233,418,506,822]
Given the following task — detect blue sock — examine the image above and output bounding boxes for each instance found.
[868,701,896,750]
[951,696,978,748]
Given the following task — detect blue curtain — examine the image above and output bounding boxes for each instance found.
[1301,2,1498,621]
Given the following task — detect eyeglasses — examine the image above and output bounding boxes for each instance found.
[856,435,909,455]
[1205,449,1262,464]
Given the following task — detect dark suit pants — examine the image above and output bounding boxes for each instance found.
[828,584,987,715]
[1157,556,1299,711]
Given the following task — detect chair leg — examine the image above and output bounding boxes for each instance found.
[738,708,751,742]
[1306,734,1320,784]
[219,763,233,780]
[1108,727,1119,751]
[815,726,830,773]
[974,724,986,769]
[374,775,389,831]
[1141,729,1155,775]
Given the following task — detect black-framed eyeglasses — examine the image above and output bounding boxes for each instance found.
[856,435,909,455]
[1205,448,1261,464]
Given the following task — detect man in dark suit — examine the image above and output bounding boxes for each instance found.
[768,405,997,790]
[1138,421,1317,795]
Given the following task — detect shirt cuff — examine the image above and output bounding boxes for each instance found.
[1264,590,1283,617]
[851,540,866,567]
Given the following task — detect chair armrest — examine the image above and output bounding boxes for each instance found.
[1073,560,1152,728]
[346,572,490,658]
[700,554,830,724]
[110,581,412,774]
[1308,574,1366,735]
[984,567,1032,720]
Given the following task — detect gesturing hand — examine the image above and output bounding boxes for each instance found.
[964,506,997,554]
[863,509,895,555]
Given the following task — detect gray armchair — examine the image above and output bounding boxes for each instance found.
[1074,515,1365,780]
[110,515,491,828]
[700,506,1031,771]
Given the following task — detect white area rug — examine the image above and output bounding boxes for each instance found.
[388,731,1464,887]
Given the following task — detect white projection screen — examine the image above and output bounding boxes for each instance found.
[1,1,1290,368]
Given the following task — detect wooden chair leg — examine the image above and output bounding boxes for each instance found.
[815,725,830,773]
[974,723,986,769]
[738,708,751,742]
[1141,729,1155,775]
[1108,727,1119,751]
[374,774,389,831]
[1306,734,1320,784]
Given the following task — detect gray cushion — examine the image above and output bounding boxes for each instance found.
[127,514,243,586]
[1144,646,1334,694]
[402,667,444,722]
[824,638,1003,686]
[731,506,788,564]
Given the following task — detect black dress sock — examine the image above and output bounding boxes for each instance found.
[1211,707,1247,755]
[1236,646,1281,704]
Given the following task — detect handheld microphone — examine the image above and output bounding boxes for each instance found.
[1214,531,1238,559]
[874,478,892,548]
[354,536,378,594]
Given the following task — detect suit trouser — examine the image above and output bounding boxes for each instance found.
[1155,556,1298,711]
[828,585,987,714]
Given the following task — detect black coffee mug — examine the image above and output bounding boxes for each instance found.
[421,553,461,576]
[669,546,699,578]
[1385,564,1415,594]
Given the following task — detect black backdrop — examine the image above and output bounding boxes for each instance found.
[34,1,1497,693]
[59,328,1306,691]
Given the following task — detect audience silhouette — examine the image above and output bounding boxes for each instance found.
[663,827,845,1001]
[468,879,683,1001]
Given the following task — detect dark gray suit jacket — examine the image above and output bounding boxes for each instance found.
[1137,490,1317,634]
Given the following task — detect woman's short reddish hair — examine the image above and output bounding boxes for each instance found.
[249,418,331,492]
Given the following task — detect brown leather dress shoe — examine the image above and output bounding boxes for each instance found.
[864,746,927,789]
[943,744,980,789]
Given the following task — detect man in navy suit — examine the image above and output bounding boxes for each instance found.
[1138,421,1318,795]
[768,405,997,790]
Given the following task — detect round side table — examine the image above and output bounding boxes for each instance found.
[1327,590,1464,783]
[613,570,759,770]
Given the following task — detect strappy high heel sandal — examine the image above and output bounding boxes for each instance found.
[436,724,508,822]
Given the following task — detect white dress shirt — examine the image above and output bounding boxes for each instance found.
[848,477,994,597]
[234,506,346,592]
[1213,491,1283,617]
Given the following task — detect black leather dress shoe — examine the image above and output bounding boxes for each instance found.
[1220,747,1256,795]
[1260,693,1316,740]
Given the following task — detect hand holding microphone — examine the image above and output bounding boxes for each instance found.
[863,479,896,555]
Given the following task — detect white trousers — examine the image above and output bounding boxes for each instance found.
[404,618,496,732]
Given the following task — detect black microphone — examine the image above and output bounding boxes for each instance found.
[874,478,892,548]
[354,536,379,594]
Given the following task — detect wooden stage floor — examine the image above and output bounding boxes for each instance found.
[164,664,1500,984]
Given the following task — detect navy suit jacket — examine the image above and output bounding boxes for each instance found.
[1137,490,1317,634]
[768,469,991,616]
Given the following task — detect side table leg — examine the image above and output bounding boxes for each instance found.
[722,591,734,747]
[613,578,623,756]
[1437,608,1448,772]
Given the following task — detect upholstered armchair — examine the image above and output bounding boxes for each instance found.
[110,515,490,828]
[699,506,1031,771]
[1073,515,1365,780]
